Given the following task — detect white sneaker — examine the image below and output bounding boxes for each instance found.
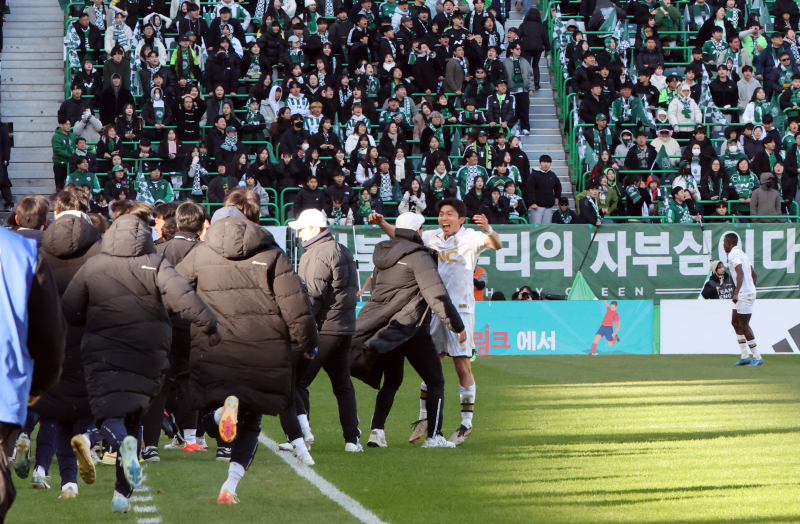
[367,430,387,448]
[278,442,293,452]
[163,436,183,450]
[196,436,208,449]
[344,442,364,452]
[421,435,456,449]
[303,433,315,452]
[295,450,315,466]
[522,129,530,135]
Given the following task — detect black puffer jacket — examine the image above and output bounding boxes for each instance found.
[298,230,358,336]
[61,217,218,420]
[156,232,203,335]
[176,216,318,415]
[352,228,464,357]
[31,214,102,421]
[518,9,550,53]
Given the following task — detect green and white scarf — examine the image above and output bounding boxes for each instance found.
[190,164,208,195]
[153,99,165,124]
[710,38,727,55]
[512,58,523,84]
[113,22,128,47]
[428,122,444,144]
[724,8,740,28]
[680,95,693,119]
[220,135,238,151]
[366,76,379,98]
[247,53,262,79]
[93,6,106,30]
[289,49,304,63]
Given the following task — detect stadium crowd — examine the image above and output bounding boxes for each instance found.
[560,0,800,224]
[46,0,569,226]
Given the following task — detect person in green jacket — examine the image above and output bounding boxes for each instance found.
[66,156,101,195]
[52,114,78,191]
[653,0,681,43]
[137,162,175,205]
[665,186,701,223]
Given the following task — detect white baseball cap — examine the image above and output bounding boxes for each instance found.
[396,212,425,232]
[289,209,328,230]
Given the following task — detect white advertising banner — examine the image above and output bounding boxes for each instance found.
[660,299,800,354]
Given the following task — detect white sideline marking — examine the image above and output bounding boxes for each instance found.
[258,433,387,524]
[134,469,163,524]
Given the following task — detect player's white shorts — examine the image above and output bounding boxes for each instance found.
[734,294,756,315]
[430,312,475,358]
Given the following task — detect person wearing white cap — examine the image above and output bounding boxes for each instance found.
[668,83,703,141]
[369,198,501,446]
[651,127,681,168]
[351,212,467,449]
[287,210,363,452]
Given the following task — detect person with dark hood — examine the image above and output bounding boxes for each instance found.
[464,174,488,219]
[699,157,730,214]
[175,189,318,502]
[29,188,102,499]
[479,186,512,224]
[208,161,238,203]
[350,212,465,449]
[517,8,549,89]
[702,259,736,299]
[99,73,135,127]
[203,46,240,98]
[61,200,218,514]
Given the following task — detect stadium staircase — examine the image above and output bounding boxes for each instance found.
[1,0,64,199]
[507,4,571,205]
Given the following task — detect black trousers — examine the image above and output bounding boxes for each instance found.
[278,351,304,443]
[294,335,360,444]
[371,328,445,439]
[521,49,543,85]
[202,409,261,469]
[513,91,531,131]
[0,422,18,523]
[53,164,68,191]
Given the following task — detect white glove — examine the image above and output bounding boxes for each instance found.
[191,156,200,165]
[673,125,679,132]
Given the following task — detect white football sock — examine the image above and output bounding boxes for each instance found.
[184,429,196,445]
[291,437,308,455]
[81,432,91,449]
[419,382,428,420]
[213,408,223,425]
[61,482,78,493]
[220,462,245,494]
[35,465,46,478]
[747,339,761,360]
[298,414,311,438]
[737,336,749,358]
[459,384,476,429]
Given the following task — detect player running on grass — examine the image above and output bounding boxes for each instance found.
[590,300,621,355]
[369,198,502,446]
[724,233,762,367]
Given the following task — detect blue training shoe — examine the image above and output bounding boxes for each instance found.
[733,357,752,366]
[748,358,764,367]
[119,436,142,488]
[111,491,130,513]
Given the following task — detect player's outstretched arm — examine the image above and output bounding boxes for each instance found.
[473,213,502,250]
[368,212,395,238]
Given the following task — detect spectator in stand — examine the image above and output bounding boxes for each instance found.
[504,41,534,135]
[702,260,735,299]
[577,181,602,225]
[624,131,658,174]
[552,196,577,224]
[623,174,652,220]
[479,186,511,224]
[523,155,560,225]
[669,84,703,140]
[52,115,78,192]
[99,74,135,126]
[103,47,132,92]
[517,8,549,90]
[293,175,326,216]
[750,172,782,222]
[464,175,488,219]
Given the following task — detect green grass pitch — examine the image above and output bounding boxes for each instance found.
[8,355,800,523]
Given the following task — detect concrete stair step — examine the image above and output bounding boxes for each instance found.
[2,91,65,101]
[2,21,63,30]
[525,127,562,136]
[520,133,561,144]
[6,13,65,23]
[3,28,63,38]
[523,149,566,160]
[1,73,65,86]
[7,119,59,132]
[11,132,62,147]
[8,162,53,174]
[1,52,63,61]
[11,185,56,197]
[3,60,65,70]
[10,148,55,163]
[0,84,64,92]
[3,42,64,52]
[521,120,559,130]
[3,103,62,118]
[19,0,64,5]
[530,105,557,115]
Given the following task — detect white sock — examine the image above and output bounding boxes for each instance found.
[35,465,46,478]
[419,382,428,420]
[459,383,476,430]
[747,339,761,360]
[737,336,749,358]
[214,408,223,425]
[184,429,196,445]
[81,432,91,449]
[291,437,308,455]
[61,482,78,493]
[298,414,311,438]
[220,462,245,494]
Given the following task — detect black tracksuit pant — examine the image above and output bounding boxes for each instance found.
[513,90,530,132]
[294,334,360,444]
[371,327,445,439]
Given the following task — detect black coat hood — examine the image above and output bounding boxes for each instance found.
[42,214,100,259]
[204,216,276,260]
[372,228,430,269]
[102,216,156,257]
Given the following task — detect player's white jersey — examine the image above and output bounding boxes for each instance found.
[422,226,488,315]
[727,246,757,297]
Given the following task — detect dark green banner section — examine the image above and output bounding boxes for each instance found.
[325,224,800,300]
